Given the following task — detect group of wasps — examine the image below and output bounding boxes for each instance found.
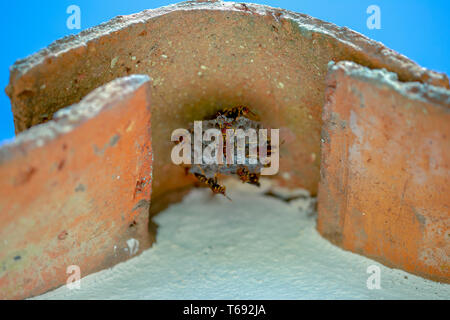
[186,106,265,201]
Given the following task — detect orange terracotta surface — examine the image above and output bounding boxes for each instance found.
[317,61,450,283]
[5,1,449,208]
[0,75,154,299]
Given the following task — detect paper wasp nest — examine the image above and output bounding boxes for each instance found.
[174,106,276,199]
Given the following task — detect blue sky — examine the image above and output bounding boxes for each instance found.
[1,0,449,141]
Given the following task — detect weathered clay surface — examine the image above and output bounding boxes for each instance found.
[5,1,449,209]
[317,61,450,283]
[0,75,154,299]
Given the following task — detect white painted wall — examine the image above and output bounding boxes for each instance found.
[36,180,450,299]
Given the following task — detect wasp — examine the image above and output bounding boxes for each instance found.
[257,138,284,158]
[236,167,261,187]
[257,138,272,157]
[236,167,250,183]
[209,177,231,200]
[194,173,232,201]
[218,121,233,154]
[248,172,261,187]
[216,106,257,121]
[218,120,233,134]
[194,172,209,184]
